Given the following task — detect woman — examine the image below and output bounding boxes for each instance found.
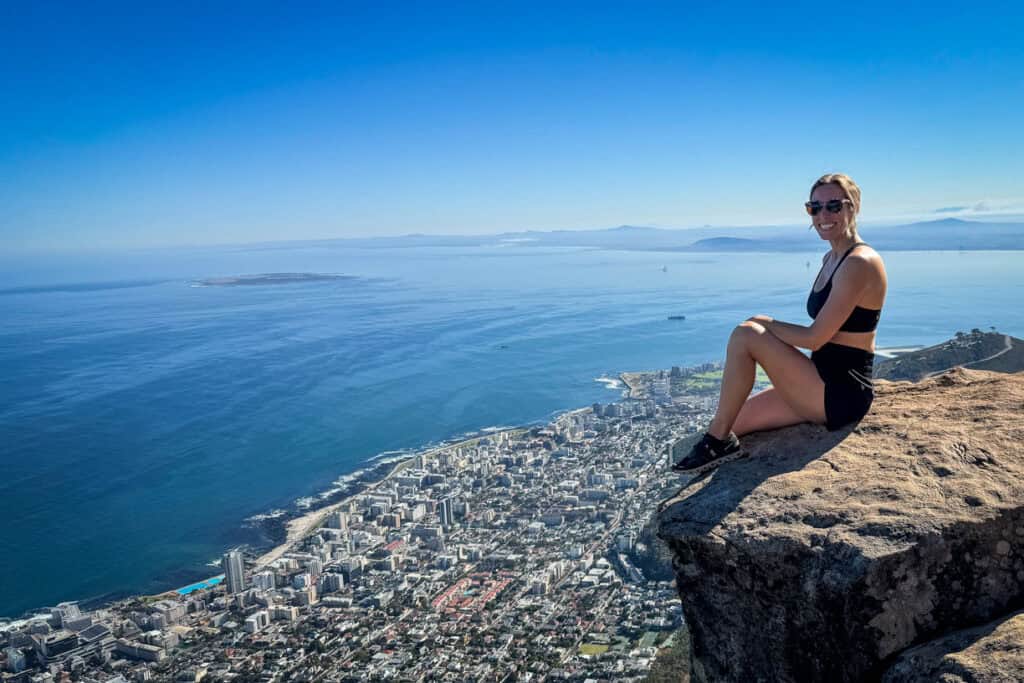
[673,173,887,474]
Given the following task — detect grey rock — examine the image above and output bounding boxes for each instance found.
[883,610,1024,682]
[657,368,1024,682]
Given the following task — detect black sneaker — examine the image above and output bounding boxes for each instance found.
[672,432,741,474]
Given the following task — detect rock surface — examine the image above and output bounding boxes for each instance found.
[883,610,1024,682]
[657,368,1024,682]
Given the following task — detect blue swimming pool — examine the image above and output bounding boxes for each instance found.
[176,575,224,595]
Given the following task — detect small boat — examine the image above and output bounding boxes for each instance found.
[667,315,686,321]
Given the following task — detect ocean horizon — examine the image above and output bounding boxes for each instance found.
[2,244,1023,618]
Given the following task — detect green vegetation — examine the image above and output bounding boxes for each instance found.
[674,367,770,395]
[638,631,659,649]
[643,623,692,682]
[677,370,722,392]
[579,643,610,656]
[690,370,723,382]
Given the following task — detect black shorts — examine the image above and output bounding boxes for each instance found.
[811,342,875,431]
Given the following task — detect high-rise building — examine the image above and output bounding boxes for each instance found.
[439,497,454,529]
[4,647,27,673]
[320,572,345,593]
[50,602,82,628]
[308,558,323,579]
[252,571,276,591]
[326,511,348,532]
[243,610,270,634]
[222,550,246,594]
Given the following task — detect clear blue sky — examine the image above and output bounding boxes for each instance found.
[2,2,1022,249]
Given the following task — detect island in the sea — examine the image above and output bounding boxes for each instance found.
[194,272,355,287]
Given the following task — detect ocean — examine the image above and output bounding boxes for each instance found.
[1,244,1022,617]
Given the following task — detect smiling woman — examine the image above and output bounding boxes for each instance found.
[673,173,888,475]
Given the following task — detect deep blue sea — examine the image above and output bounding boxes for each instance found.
[1,244,1022,617]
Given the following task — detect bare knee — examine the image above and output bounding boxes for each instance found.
[729,320,765,350]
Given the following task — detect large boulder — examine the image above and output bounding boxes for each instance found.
[657,368,1024,682]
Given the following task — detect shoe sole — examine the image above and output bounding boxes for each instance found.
[671,449,745,475]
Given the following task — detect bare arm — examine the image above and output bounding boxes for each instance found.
[756,317,817,350]
[753,255,875,351]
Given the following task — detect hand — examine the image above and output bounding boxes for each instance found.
[747,314,774,324]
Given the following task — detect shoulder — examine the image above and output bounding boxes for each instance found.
[847,244,884,269]
[837,245,884,282]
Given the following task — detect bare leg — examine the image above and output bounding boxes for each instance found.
[707,323,758,438]
[707,321,827,439]
[732,388,807,437]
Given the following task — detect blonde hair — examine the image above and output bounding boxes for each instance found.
[810,173,861,238]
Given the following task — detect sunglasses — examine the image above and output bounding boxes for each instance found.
[805,199,852,216]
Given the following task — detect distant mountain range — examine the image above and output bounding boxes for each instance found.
[269,218,1024,252]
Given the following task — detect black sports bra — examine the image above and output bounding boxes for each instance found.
[806,243,881,333]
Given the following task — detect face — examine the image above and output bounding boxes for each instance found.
[809,183,853,241]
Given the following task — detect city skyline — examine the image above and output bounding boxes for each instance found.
[3,3,1023,250]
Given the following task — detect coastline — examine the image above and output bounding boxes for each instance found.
[5,345,940,615]
[234,350,937,585]
[619,372,646,399]
[251,427,528,570]
[119,421,564,606]
[134,432,518,603]
[874,345,925,359]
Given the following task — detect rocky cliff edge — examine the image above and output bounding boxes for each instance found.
[657,368,1024,682]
